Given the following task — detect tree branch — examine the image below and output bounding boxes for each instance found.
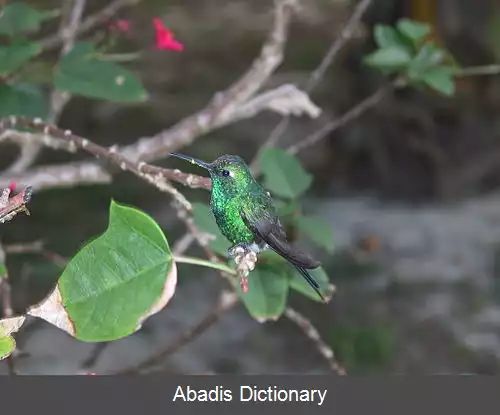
[0,183,32,224]
[38,0,144,53]
[0,0,297,193]
[251,0,373,170]
[117,0,297,163]
[116,291,239,374]
[287,80,403,155]
[284,307,346,375]
[0,117,193,210]
[7,0,91,174]
[48,0,87,123]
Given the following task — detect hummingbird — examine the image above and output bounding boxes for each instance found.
[169,152,326,303]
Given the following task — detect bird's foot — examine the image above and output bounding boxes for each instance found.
[228,243,260,258]
[228,244,244,259]
[228,244,258,281]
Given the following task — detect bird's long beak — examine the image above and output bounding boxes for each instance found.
[168,153,212,170]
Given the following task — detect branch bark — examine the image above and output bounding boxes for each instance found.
[251,0,374,170]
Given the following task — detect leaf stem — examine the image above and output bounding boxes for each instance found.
[173,255,236,275]
[98,52,143,62]
[455,65,500,77]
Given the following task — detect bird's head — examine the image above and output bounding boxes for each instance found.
[168,153,255,195]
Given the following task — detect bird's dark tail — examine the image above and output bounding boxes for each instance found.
[262,238,326,303]
[294,265,326,303]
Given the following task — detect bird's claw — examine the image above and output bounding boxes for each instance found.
[228,244,245,259]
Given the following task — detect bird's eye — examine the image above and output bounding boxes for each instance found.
[221,169,231,177]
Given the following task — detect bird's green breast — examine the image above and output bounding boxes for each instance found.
[210,193,255,245]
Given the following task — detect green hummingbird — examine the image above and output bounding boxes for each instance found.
[169,152,326,303]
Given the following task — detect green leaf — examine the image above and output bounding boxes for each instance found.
[275,199,300,219]
[0,316,26,361]
[14,60,54,85]
[0,83,48,118]
[421,66,456,96]
[396,19,431,42]
[407,42,445,80]
[56,200,176,342]
[0,41,41,76]
[54,42,148,103]
[192,202,231,256]
[374,25,405,49]
[289,266,331,302]
[238,257,289,321]
[0,3,57,36]
[0,336,15,361]
[296,215,335,253]
[259,148,313,199]
[0,262,6,277]
[364,47,412,71]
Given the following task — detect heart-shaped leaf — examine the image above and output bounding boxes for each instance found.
[27,200,176,342]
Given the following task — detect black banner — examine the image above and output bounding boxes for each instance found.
[1,375,499,415]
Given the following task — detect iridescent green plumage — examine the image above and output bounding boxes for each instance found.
[169,153,325,302]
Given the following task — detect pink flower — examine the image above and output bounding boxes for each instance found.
[8,182,16,193]
[104,18,131,33]
[114,19,131,32]
[152,18,184,51]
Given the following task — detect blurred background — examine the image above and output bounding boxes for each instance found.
[3,0,500,374]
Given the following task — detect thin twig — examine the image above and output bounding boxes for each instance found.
[116,291,239,374]
[7,0,83,174]
[0,1,295,193]
[287,80,401,154]
[79,343,109,370]
[456,64,500,77]
[305,0,373,93]
[117,0,296,163]
[0,184,32,224]
[284,307,346,375]
[0,162,113,192]
[38,0,143,53]
[0,117,192,210]
[172,233,195,255]
[250,0,373,170]
[48,0,88,123]
[3,241,68,265]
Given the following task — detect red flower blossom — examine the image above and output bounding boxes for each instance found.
[8,182,16,193]
[152,18,184,51]
[104,18,131,33]
[114,19,131,32]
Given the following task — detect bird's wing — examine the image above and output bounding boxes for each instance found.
[240,206,320,270]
